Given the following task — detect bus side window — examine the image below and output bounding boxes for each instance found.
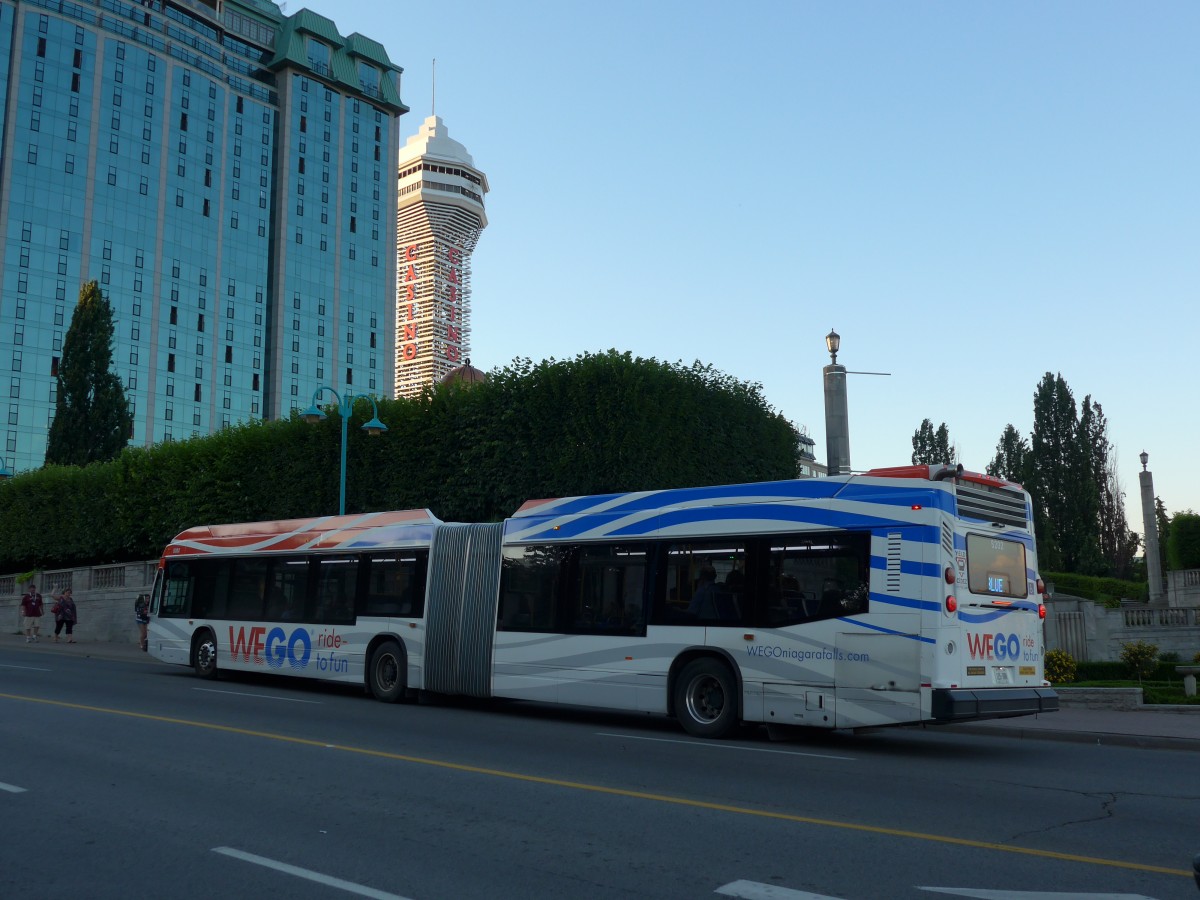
[312,557,353,624]
[765,533,870,627]
[499,544,566,632]
[228,558,270,621]
[361,552,426,618]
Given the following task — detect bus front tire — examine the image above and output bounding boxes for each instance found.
[193,630,218,680]
[674,658,738,739]
[368,640,405,703]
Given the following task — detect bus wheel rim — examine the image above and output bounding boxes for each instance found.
[686,674,722,722]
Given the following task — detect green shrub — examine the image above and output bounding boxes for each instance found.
[1074,661,1125,681]
[1044,649,1077,685]
[1160,651,1180,663]
[1043,571,1147,606]
[1194,651,1200,664]
[1119,640,1159,682]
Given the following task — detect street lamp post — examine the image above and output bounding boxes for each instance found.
[823,329,851,475]
[301,387,388,516]
[821,330,891,477]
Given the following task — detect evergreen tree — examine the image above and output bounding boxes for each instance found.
[1027,376,1075,573]
[911,419,955,465]
[986,424,1031,485]
[44,280,133,467]
[1155,497,1170,574]
[1078,397,1137,577]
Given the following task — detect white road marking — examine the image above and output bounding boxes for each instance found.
[212,847,410,899]
[0,664,53,672]
[194,687,321,704]
[716,880,846,899]
[0,782,28,793]
[919,888,1161,899]
[597,732,855,761]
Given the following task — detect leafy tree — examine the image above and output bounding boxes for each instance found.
[986,424,1030,485]
[45,280,132,467]
[1167,511,1200,570]
[911,419,956,465]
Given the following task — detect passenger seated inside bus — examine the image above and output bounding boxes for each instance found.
[687,565,718,616]
[686,566,741,621]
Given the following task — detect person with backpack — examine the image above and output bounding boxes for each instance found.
[134,594,150,651]
[51,587,78,643]
[19,582,44,643]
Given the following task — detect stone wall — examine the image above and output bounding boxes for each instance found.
[1045,593,1200,662]
[1169,569,1200,607]
[3,562,155,645]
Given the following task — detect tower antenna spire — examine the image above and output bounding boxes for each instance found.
[431,58,436,116]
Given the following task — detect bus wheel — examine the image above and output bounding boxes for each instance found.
[368,641,405,703]
[193,630,218,680]
[674,658,738,739]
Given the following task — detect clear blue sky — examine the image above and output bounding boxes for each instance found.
[311,0,1198,532]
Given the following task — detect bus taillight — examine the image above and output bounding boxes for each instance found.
[944,566,955,584]
[945,595,957,614]
[1036,577,1046,595]
[1039,603,1046,619]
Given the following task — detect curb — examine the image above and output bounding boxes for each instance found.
[943,722,1200,753]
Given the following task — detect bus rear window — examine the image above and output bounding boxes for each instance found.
[966,534,1027,599]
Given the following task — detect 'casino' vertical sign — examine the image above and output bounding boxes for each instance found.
[401,243,420,361]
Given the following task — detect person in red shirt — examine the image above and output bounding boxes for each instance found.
[19,583,44,643]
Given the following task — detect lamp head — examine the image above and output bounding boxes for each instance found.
[301,403,327,425]
[361,415,388,437]
[825,329,841,364]
[1139,450,1148,470]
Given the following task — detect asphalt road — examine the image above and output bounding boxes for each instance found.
[2,644,1197,900]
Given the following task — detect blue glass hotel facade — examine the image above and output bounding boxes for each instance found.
[0,0,407,474]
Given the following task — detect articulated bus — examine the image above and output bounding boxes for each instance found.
[147,465,1058,738]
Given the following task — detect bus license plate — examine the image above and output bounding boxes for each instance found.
[993,667,1012,685]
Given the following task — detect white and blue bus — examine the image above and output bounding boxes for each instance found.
[147,465,1057,738]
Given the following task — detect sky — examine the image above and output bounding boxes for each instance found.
[306,0,1198,531]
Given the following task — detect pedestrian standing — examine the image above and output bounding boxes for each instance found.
[134,593,150,651]
[19,582,44,643]
[51,587,78,643]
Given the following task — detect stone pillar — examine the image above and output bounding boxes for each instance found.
[1138,452,1165,605]
[823,362,850,476]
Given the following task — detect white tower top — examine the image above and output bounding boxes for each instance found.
[399,115,480,170]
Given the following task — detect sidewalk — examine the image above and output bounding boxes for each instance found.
[6,634,1199,750]
[942,704,1200,752]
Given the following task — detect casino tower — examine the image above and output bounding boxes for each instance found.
[394,116,488,398]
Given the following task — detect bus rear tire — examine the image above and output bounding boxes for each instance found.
[674,658,738,739]
[369,640,405,703]
[193,630,218,680]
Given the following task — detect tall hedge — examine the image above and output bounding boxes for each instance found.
[0,352,799,570]
[1166,511,1200,571]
